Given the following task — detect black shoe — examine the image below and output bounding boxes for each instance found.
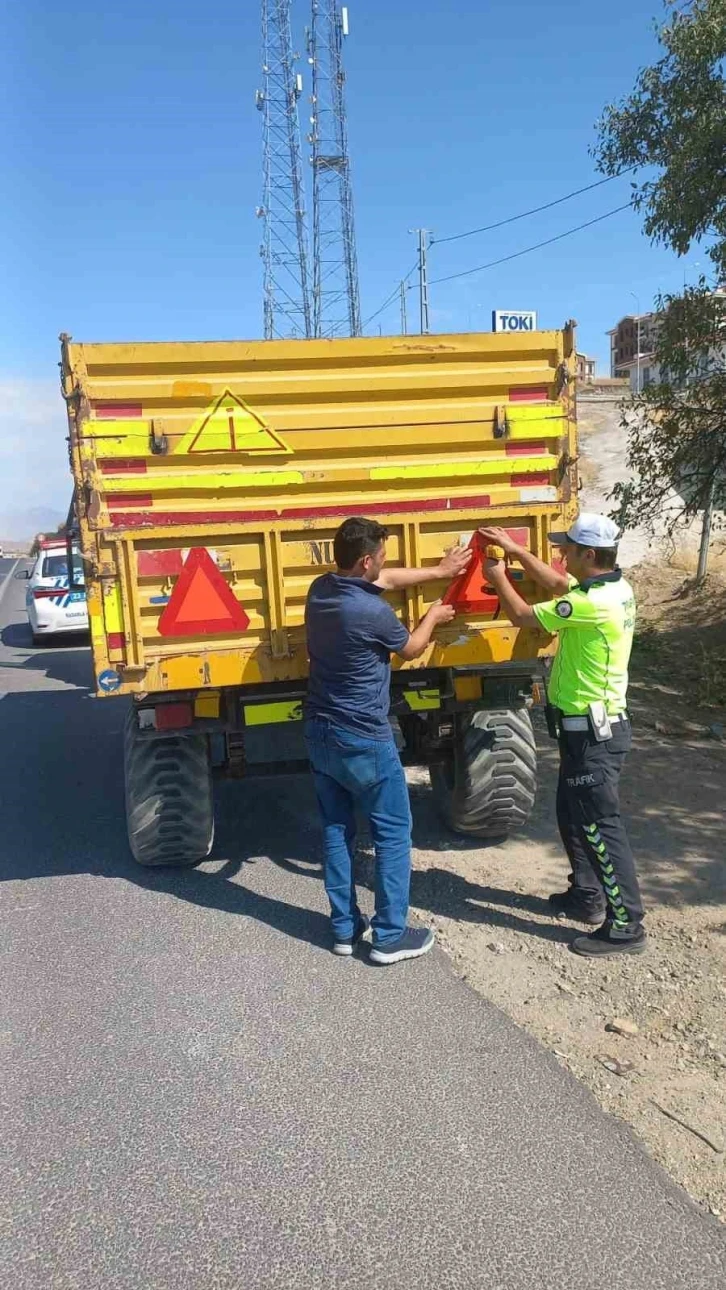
[570,923,647,958]
[332,916,372,957]
[548,889,606,926]
[369,927,435,965]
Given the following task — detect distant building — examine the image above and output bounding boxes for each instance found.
[607,313,661,392]
[576,352,596,383]
[608,291,726,392]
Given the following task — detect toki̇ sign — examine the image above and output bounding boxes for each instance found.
[492,309,538,333]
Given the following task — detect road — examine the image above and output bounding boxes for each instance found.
[1,568,724,1290]
[0,555,19,583]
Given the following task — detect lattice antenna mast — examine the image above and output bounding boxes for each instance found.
[257,0,312,339]
[308,2,361,337]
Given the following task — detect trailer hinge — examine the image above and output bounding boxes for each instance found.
[150,419,169,455]
[493,405,509,439]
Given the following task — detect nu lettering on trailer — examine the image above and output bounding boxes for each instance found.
[310,540,335,566]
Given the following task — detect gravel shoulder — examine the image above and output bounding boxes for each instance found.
[395,400,726,1220]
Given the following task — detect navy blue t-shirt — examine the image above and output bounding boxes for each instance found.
[304,573,410,740]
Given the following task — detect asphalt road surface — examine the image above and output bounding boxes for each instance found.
[0,555,19,581]
[1,567,724,1290]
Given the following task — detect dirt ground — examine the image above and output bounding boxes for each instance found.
[405,667,726,1222]
[395,404,726,1220]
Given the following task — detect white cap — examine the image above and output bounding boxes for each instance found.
[549,513,621,549]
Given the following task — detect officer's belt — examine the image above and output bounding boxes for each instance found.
[561,714,627,731]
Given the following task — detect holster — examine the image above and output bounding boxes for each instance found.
[545,704,562,740]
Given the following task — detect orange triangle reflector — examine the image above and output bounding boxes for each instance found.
[158,547,250,637]
[443,530,500,614]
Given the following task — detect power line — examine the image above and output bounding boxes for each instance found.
[429,203,632,287]
[362,261,418,330]
[431,168,636,247]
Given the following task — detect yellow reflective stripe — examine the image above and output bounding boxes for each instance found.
[244,700,303,726]
[371,457,552,482]
[506,404,566,439]
[89,606,105,641]
[94,469,304,492]
[403,688,440,711]
[102,585,123,634]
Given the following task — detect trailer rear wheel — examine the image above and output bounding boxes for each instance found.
[124,710,214,867]
[429,708,537,839]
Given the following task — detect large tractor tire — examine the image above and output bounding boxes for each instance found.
[124,710,214,867]
[429,708,537,839]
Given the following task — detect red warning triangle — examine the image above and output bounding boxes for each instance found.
[158,547,250,637]
[443,531,500,614]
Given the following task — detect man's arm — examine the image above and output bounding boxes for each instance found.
[479,526,569,595]
[397,600,456,660]
[375,543,472,592]
[484,559,539,628]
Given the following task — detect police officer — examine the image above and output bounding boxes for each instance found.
[479,515,645,957]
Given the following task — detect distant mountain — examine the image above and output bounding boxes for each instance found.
[0,506,65,543]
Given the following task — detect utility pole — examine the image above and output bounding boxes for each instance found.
[630,292,641,392]
[400,280,408,335]
[696,473,716,584]
[411,229,431,334]
[308,2,361,338]
[257,0,312,339]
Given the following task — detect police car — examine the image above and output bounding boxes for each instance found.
[23,540,89,644]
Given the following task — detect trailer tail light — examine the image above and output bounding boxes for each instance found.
[454,676,482,703]
[155,703,194,731]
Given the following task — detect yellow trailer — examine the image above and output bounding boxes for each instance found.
[61,327,578,864]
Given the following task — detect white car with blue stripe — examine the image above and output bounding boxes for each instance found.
[24,541,89,644]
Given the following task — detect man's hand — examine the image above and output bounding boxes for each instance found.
[426,598,457,626]
[398,598,456,660]
[480,527,569,596]
[483,556,507,584]
[479,526,522,557]
[436,543,473,581]
[482,559,537,628]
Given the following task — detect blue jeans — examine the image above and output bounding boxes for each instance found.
[304,717,413,946]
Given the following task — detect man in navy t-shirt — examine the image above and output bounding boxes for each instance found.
[304,517,470,965]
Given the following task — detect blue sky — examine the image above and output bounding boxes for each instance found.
[0,0,701,521]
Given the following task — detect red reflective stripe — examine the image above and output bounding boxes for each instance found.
[279,497,494,520]
[508,386,549,403]
[33,588,65,600]
[107,632,125,650]
[503,528,530,546]
[505,440,547,457]
[513,472,551,487]
[107,495,494,529]
[137,549,184,577]
[107,493,153,510]
[93,403,143,419]
[98,459,148,475]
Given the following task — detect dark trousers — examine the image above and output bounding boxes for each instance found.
[556,720,644,933]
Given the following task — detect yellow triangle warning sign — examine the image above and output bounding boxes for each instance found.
[175,389,291,456]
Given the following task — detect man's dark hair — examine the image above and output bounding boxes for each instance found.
[334,517,389,570]
[575,543,618,571]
